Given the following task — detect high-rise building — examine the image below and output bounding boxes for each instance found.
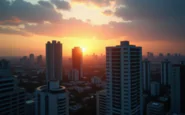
[72,47,83,79]
[106,41,143,115]
[37,55,43,66]
[46,40,62,82]
[147,102,164,115]
[161,59,172,86]
[91,76,101,84]
[142,59,151,92]
[0,60,26,115]
[29,54,35,63]
[68,69,79,81]
[171,64,185,114]
[35,41,68,115]
[151,81,160,97]
[25,100,35,115]
[96,90,106,115]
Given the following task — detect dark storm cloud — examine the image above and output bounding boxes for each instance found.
[38,0,54,9]
[114,0,185,41]
[0,0,62,24]
[51,0,71,10]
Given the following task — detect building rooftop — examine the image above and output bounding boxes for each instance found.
[26,100,34,104]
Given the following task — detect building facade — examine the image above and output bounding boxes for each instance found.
[150,81,160,97]
[0,60,26,115]
[147,102,164,115]
[171,64,185,114]
[142,59,151,92]
[35,85,69,115]
[96,90,106,115]
[35,41,68,115]
[161,59,171,85]
[72,47,83,80]
[106,41,143,115]
[46,40,62,82]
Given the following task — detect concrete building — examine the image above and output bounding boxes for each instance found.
[0,60,26,115]
[151,81,160,96]
[147,102,164,115]
[37,55,43,66]
[171,64,185,114]
[30,54,35,62]
[96,90,106,115]
[142,59,151,92]
[91,76,101,84]
[46,40,62,82]
[161,59,172,85]
[35,85,69,115]
[68,69,79,81]
[106,41,143,115]
[35,41,68,115]
[25,100,35,115]
[72,47,83,80]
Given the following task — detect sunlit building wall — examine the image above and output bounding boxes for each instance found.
[72,47,83,80]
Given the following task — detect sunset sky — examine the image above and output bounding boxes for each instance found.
[0,0,185,56]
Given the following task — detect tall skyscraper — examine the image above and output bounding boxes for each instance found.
[37,55,43,66]
[171,64,185,114]
[35,41,68,115]
[106,41,143,115]
[142,59,151,92]
[29,53,35,63]
[0,60,26,115]
[46,40,62,82]
[161,59,172,85]
[150,81,160,97]
[96,90,106,115]
[72,47,83,80]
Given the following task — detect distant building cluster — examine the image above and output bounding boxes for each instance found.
[0,40,185,115]
[20,54,44,68]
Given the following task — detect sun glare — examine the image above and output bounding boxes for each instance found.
[82,48,86,52]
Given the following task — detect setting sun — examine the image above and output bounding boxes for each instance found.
[82,48,86,52]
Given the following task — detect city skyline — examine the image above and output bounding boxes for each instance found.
[0,0,185,56]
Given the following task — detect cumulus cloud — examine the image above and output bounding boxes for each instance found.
[51,0,71,10]
[38,0,54,9]
[72,0,114,7]
[0,26,31,36]
[114,0,185,41]
[102,10,113,16]
[0,0,185,44]
[0,0,62,24]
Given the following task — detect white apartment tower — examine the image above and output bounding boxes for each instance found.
[0,60,26,115]
[142,59,151,92]
[106,41,143,115]
[161,59,171,85]
[35,40,69,115]
[96,90,106,115]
